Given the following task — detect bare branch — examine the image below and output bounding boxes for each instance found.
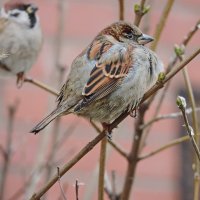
[141,107,200,130]
[177,96,200,161]
[150,0,175,51]
[138,135,190,160]
[29,131,106,200]
[98,137,107,200]
[24,77,59,96]
[118,0,124,21]
[0,100,19,200]
[75,179,79,200]
[90,120,128,159]
[120,106,146,200]
[134,0,149,27]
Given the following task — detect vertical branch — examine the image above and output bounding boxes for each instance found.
[98,137,107,200]
[45,0,66,182]
[120,108,146,200]
[134,0,149,27]
[118,0,125,20]
[0,100,19,200]
[75,179,80,200]
[120,1,175,198]
[98,0,126,197]
[150,0,175,51]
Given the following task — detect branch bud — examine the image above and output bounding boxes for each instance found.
[176,96,187,110]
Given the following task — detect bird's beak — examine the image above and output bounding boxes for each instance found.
[138,34,154,45]
[26,5,38,14]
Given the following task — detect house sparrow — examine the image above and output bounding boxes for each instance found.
[0,2,42,87]
[31,21,163,135]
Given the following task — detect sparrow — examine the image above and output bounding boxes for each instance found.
[31,21,163,135]
[0,2,42,87]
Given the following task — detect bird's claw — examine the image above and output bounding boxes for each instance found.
[106,131,112,141]
[130,108,137,118]
[16,72,25,88]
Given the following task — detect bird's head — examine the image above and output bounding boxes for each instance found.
[101,21,154,45]
[2,2,39,29]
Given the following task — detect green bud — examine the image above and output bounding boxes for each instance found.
[143,5,150,14]
[158,72,166,82]
[174,44,185,56]
[176,96,187,109]
[134,4,140,12]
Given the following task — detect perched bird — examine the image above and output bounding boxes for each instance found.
[31,21,163,135]
[0,1,42,87]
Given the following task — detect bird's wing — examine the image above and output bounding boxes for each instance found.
[75,40,134,111]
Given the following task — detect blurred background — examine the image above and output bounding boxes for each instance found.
[0,0,200,199]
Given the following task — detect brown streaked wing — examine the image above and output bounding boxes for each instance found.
[87,38,113,60]
[75,44,133,111]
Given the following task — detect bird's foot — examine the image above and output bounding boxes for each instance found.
[16,72,25,88]
[130,108,137,118]
[129,101,140,118]
[102,123,112,141]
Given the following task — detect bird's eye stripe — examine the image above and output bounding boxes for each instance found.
[11,13,20,17]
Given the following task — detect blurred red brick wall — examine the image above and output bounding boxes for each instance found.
[0,0,200,199]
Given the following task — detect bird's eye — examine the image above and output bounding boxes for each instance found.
[10,13,20,17]
[123,32,134,40]
[126,33,134,39]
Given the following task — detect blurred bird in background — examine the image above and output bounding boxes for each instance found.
[0,1,42,87]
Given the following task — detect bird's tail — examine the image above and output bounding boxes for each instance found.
[30,106,65,134]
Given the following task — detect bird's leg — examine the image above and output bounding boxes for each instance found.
[102,123,112,141]
[16,72,25,88]
[129,101,140,118]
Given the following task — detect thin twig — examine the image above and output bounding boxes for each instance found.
[134,0,148,27]
[98,137,107,200]
[143,47,200,100]
[44,0,66,185]
[24,77,59,96]
[0,100,19,200]
[29,131,107,200]
[141,107,200,130]
[58,183,68,200]
[138,135,190,160]
[177,97,200,161]
[57,167,67,200]
[120,106,146,200]
[150,0,175,51]
[111,171,117,200]
[75,179,79,200]
[118,0,124,21]
[104,172,119,200]
[108,140,128,159]
[90,120,128,159]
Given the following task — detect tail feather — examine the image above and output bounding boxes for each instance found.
[30,107,64,134]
